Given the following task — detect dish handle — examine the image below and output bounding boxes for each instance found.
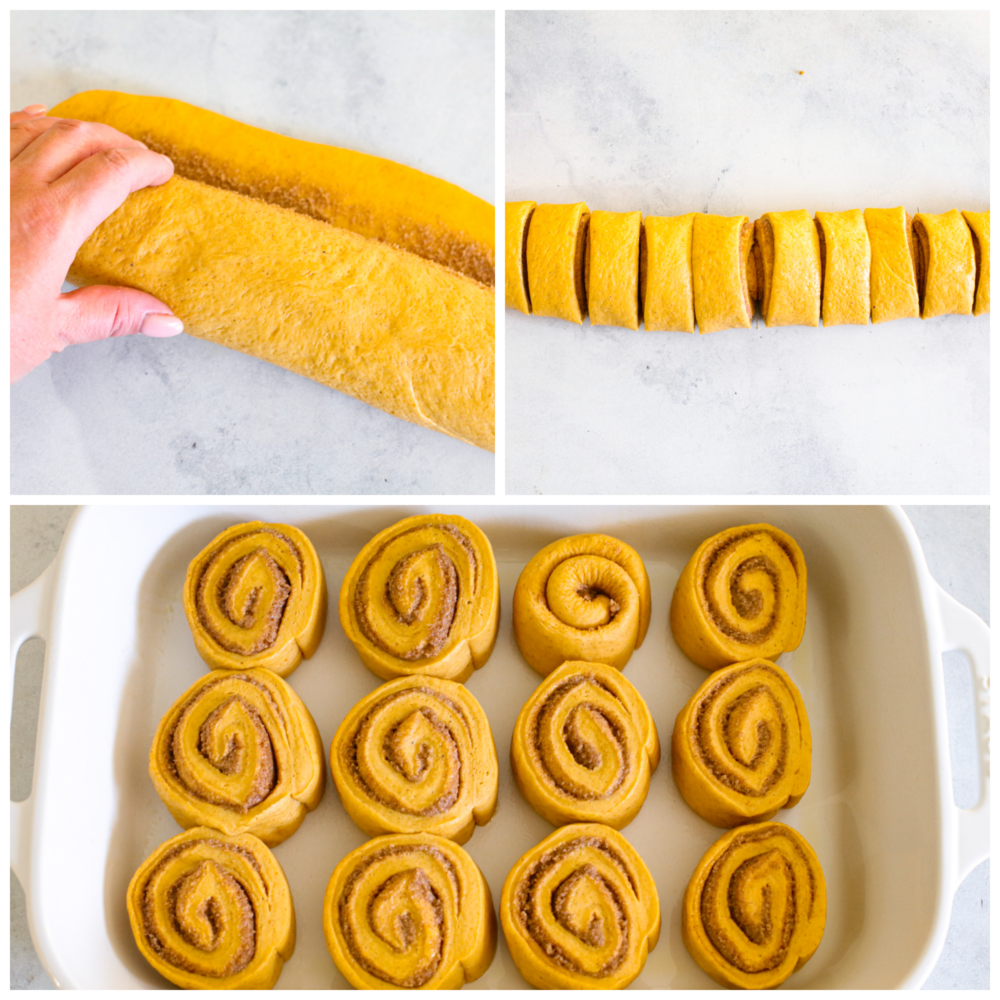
[10,565,55,890]
[936,584,990,885]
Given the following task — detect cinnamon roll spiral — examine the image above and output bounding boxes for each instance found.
[513,534,652,676]
[682,821,826,989]
[500,823,660,990]
[323,833,496,989]
[126,827,295,990]
[339,514,500,683]
[183,521,327,677]
[149,668,325,846]
[330,676,498,844]
[670,524,807,671]
[672,659,811,827]
[511,661,659,829]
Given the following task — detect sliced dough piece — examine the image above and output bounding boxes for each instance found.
[753,210,821,327]
[691,214,755,334]
[526,203,590,324]
[961,210,990,315]
[586,210,642,329]
[912,209,976,318]
[642,214,696,333]
[864,206,920,324]
[815,209,871,326]
[505,201,536,313]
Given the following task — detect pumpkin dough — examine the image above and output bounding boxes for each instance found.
[505,200,536,313]
[864,206,920,323]
[815,209,871,325]
[962,210,990,315]
[754,210,821,327]
[587,210,642,329]
[692,214,755,334]
[642,213,697,332]
[912,209,976,318]
[526,202,591,323]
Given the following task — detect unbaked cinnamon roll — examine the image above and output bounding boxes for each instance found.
[126,826,295,989]
[513,533,651,676]
[672,659,811,827]
[183,521,327,677]
[505,200,536,314]
[500,823,660,989]
[863,206,920,323]
[323,833,496,989]
[339,514,500,683]
[330,676,498,844]
[912,209,976,318]
[149,668,325,846]
[752,210,822,327]
[962,210,990,315]
[670,524,807,671]
[511,660,659,829]
[525,202,591,323]
[682,821,826,989]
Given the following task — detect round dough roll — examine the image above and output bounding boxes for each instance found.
[339,514,500,683]
[505,200,536,313]
[587,209,642,329]
[961,209,990,315]
[183,521,327,677]
[672,658,811,826]
[692,213,755,334]
[330,676,498,844]
[753,209,821,327]
[815,208,871,326]
[149,668,325,846]
[323,833,496,989]
[864,206,920,323]
[670,523,807,671]
[500,823,660,989]
[126,827,295,989]
[512,660,659,829]
[513,533,651,675]
[526,202,590,323]
[642,213,696,333]
[912,208,976,318]
[682,821,826,989]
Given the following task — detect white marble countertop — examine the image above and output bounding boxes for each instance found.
[9,505,989,988]
[506,11,988,495]
[11,11,495,494]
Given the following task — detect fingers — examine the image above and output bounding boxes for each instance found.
[48,144,174,250]
[12,116,152,181]
[10,104,48,124]
[10,112,61,160]
[57,284,184,347]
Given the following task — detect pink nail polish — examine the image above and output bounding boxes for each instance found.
[21,104,47,115]
[140,313,184,338]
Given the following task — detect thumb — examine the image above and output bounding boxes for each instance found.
[57,284,184,345]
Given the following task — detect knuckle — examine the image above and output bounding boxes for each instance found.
[96,145,131,176]
[49,117,87,138]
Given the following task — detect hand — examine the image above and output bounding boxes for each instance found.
[11,104,182,383]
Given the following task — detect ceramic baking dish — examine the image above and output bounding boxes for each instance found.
[9,505,989,989]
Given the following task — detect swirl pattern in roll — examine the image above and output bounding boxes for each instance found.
[682,821,826,989]
[150,668,325,846]
[513,534,652,675]
[126,826,295,989]
[330,676,498,844]
[339,514,500,683]
[672,659,811,827]
[670,524,806,671]
[500,823,660,989]
[324,833,496,989]
[183,521,327,677]
[512,661,659,829]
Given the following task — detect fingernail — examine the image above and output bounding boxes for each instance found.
[140,313,184,338]
[21,104,47,115]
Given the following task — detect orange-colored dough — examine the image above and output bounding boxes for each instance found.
[691,214,754,334]
[526,202,591,323]
[642,214,696,332]
[50,90,494,286]
[754,210,821,327]
[961,210,990,315]
[586,210,642,329]
[912,209,976,318]
[864,206,920,323]
[505,200,536,313]
[815,209,871,326]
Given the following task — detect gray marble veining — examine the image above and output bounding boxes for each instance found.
[506,11,988,495]
[12,10,495,495]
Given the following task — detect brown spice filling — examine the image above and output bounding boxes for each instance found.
[338,844,459,987]
[141,837,262,977]
[195,528,301,655]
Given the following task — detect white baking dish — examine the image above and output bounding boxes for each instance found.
[9,505,989,989]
